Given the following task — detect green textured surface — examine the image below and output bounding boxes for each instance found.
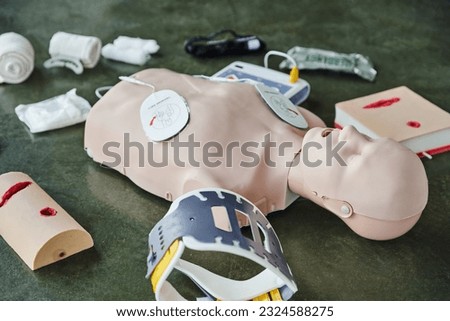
[0,0,449,301]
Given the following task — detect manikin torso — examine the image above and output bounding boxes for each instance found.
[85,68,325,214]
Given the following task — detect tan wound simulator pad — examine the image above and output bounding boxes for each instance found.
[0,172,93,270]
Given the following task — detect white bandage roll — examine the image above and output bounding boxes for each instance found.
[44,32,102,73]
[101,43,149,66]
[0,32,35,84]
[113,36,160,54]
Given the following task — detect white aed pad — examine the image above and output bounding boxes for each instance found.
[255,83,308,129]
[140,90,190,142]
[213,61,310,105]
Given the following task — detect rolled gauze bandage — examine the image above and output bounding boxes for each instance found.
[101,35,160,66]
[0,32,35,84]
[101,43,150,66]
[44,32,102,74]
[113,36,160,54]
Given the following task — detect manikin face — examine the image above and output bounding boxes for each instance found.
[298,126,428,223]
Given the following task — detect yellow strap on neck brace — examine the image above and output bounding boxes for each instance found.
[252,288,282,301]
[150,240,180,292]
[151,239,284,301]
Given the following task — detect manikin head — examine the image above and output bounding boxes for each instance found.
[288,125,428,240]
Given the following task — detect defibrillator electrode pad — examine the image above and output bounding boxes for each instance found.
[255,83,308,129]
[140,89,190,142]
[146,188,297,301]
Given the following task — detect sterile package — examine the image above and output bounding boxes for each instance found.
[15,88,91,133]
[279,46,377,81]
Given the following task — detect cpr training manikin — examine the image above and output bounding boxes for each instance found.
[84,68,428,301]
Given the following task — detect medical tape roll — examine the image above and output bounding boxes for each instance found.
[0,32,35,84]
[44,32,102,74]
[146,188,298,301]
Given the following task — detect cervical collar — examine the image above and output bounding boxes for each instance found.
[146,188,297,301]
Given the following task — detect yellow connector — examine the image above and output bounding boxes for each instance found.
[289,66,299,83]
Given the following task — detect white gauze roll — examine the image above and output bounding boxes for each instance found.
[113,36,160,54]
[0,32,35,84]
[46,32,102,69]
[101,43,149,65]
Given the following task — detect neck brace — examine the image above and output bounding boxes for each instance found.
[146,188,297,301]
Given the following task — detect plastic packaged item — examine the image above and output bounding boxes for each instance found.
[279,46,377,81]
[0,32,35,84]
[146,188,297,301]
[102,36,160,65]
[0,172,94,270]
[43,31,102,74]
[15,88,91,133]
